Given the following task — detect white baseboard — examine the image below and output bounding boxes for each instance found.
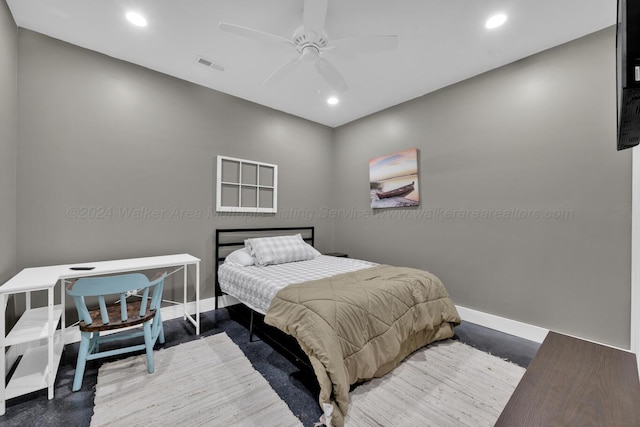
[455,305,549,343]
[211,299,550,344]
[167,299,551,344]
[63,295,240,345]
[62,298,549,345]
[455,306,638,354]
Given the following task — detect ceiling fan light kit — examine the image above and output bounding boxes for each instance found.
[219,0,398,95]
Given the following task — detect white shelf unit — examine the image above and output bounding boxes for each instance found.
[5,305,63,346]
[0,283,64,415]
[5,331,64,400]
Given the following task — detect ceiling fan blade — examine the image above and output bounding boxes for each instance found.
[219,22,294,48]
[263,56,304,86]
[315,58,348,93]
[303,0,328,38]
[329,35,399,56]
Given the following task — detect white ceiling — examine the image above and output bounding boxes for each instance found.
[7,0,616,128]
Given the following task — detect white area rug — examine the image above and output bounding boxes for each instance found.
[346,340,525,427]
[91,333,302,427]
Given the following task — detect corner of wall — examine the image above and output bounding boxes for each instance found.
[631,147,640,354]
[0,0,18,283]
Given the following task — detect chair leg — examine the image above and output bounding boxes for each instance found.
[158,322,165,344]
[153,310,164,344]
[72,332,91,392]
[143,321,155,373]
[90,331,99,353]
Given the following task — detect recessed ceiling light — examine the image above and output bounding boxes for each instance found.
[126,12,147,27]
[485,14,507,29]
[327,97,339,105]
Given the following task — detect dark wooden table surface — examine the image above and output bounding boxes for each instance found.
[495,331,640,426]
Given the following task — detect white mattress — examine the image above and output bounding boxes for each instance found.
[218,255,378,314]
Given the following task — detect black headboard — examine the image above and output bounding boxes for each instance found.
[214,227,315,302]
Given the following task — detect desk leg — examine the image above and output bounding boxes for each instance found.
[60,280,65,337]
[196,262,200,335]
[0,294,6,415]
[183,265,187,322]
[47,287,54,400]
[180,262,200,335]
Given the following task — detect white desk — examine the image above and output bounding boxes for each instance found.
[0,253,200,415]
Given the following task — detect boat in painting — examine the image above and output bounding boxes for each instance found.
[376,182,415,199]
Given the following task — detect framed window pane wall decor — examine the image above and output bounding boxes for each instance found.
[216,155,278,213]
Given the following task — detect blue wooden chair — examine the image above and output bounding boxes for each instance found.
[66,272,167,391]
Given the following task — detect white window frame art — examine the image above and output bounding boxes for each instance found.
[216,155,278,213]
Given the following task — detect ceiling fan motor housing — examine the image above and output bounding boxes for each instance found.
[293,27,328,54]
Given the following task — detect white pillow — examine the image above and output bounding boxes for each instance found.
[245,234,318,266]
[224,248,255,266]
[307,244,321,257]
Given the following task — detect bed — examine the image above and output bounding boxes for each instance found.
[215,227,461,427]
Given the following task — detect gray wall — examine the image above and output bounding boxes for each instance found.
[17,30,334,306]
[0,0,17,284]
[333,27,632,348]
[13,26,633,347]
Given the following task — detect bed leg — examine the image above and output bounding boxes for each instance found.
[249,310,255,342]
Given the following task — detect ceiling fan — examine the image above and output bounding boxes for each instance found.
[219,0,398,94]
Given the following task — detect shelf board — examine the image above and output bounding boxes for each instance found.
[5,332,64,400]
[5,306,63,346]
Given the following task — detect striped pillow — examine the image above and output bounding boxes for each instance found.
[245,234,317,266]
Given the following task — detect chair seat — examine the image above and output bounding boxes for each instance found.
[79,300,156,332]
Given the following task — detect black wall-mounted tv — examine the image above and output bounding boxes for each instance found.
[618,0,640,150]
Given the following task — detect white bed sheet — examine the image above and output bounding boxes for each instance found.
[218,255,378,314]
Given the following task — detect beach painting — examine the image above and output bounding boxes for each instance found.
[369,148,419,209]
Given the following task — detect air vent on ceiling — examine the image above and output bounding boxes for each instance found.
[196,56,224,72]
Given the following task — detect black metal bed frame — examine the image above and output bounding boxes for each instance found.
[214,226,315,368]
[214,226,315,304]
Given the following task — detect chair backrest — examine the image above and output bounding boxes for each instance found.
[67,272,166,327]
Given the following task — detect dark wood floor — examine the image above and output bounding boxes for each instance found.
[496,331,640,426]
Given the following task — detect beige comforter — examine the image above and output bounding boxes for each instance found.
[264,264,461,427]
